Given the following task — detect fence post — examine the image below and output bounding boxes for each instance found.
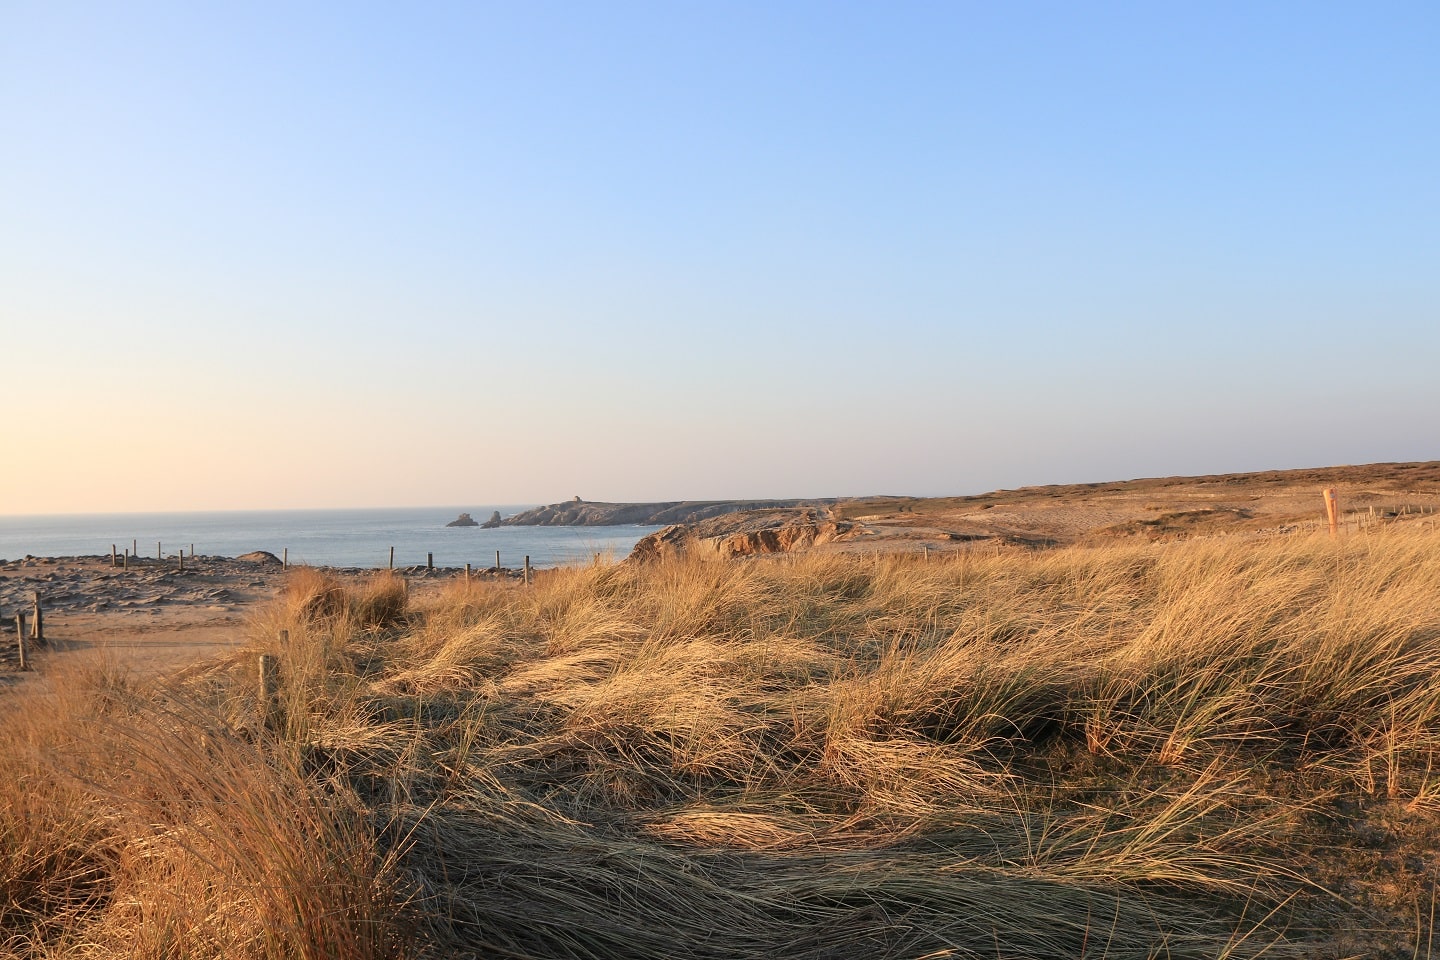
[15,612,27,671]
[157,541,162,560]
[282,548,288,570]
[389,546,394,570]
[111,544,117,567]
[465,562,471,582]
[524,556,531,586]
[179,548,184,573]
[259,654,279,727]
[1323,488,1339,538]
[427,552,433,571]
[123,549,129,571]
[30,593,42,645]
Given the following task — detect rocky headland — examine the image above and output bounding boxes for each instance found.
[627,461,1440,561]
[501,498,839,527]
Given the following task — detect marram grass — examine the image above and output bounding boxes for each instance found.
[5,526,1440,957]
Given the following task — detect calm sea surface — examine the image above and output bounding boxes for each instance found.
[0,507,661,569]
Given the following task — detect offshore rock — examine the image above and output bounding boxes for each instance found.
[447,513,480,527]
[480,511,503,529]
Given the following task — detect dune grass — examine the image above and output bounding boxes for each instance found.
[5,527,1440,957]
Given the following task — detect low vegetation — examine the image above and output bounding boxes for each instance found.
[5,527,1440,957]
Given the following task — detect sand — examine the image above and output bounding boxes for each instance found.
[0,555,285,686]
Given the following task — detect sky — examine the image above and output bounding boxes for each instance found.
[2,2,1437,514]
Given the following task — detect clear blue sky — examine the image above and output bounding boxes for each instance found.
[2,2,1436,512]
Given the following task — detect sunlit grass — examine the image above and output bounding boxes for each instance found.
[5,526,1440,956]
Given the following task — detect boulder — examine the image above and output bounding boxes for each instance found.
[236,550,282,565]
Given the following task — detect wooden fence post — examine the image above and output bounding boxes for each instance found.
[157,541,162,560]
[179,548,184,573]
[123,549,129,571]
[30,593,42,645]
[259,654,279,726]
[465,562,471,582]
[1323,488,1339,538]
[427,552,433,571]
[496,550,501,572]
[111,544,117,567]
[15,612,27,671]
[282,548,288,570]
[524,556,531,586]
[389,546,394,570]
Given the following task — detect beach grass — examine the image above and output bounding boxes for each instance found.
[5,526,1440,957]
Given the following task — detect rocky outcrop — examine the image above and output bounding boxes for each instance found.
[446,513,480,527]
[628,508,859,562]
[480,511,503,529]
[236,550,282,565]
[503,498,838,527]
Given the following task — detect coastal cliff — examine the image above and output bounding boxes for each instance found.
[501,498,838,527]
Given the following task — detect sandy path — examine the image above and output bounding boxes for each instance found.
[0,556,284,689]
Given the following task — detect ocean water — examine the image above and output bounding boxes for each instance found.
[0,507,662,569]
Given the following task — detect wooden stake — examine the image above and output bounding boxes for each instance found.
[1323,488,1339,538]
[132,539,137,557]
[524,555,531,585]
[282,548,288,570]
[31,593,42,645]
[496,550,501,571]
[427,552,433,571]
[15,612,27,671]
[465,562,471,582]
[258,654,279,726]
[157,541,162,560]
[111,544,117,567]
[123,549,129,571]
[178,548,184,573]
[389,546,394,570]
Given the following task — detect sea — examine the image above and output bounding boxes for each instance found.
[0,507,662,570]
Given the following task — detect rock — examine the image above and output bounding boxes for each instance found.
[446,513,480,527]
[629,508,858,562]
[236,550,283,565]
[480,511,503,529]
